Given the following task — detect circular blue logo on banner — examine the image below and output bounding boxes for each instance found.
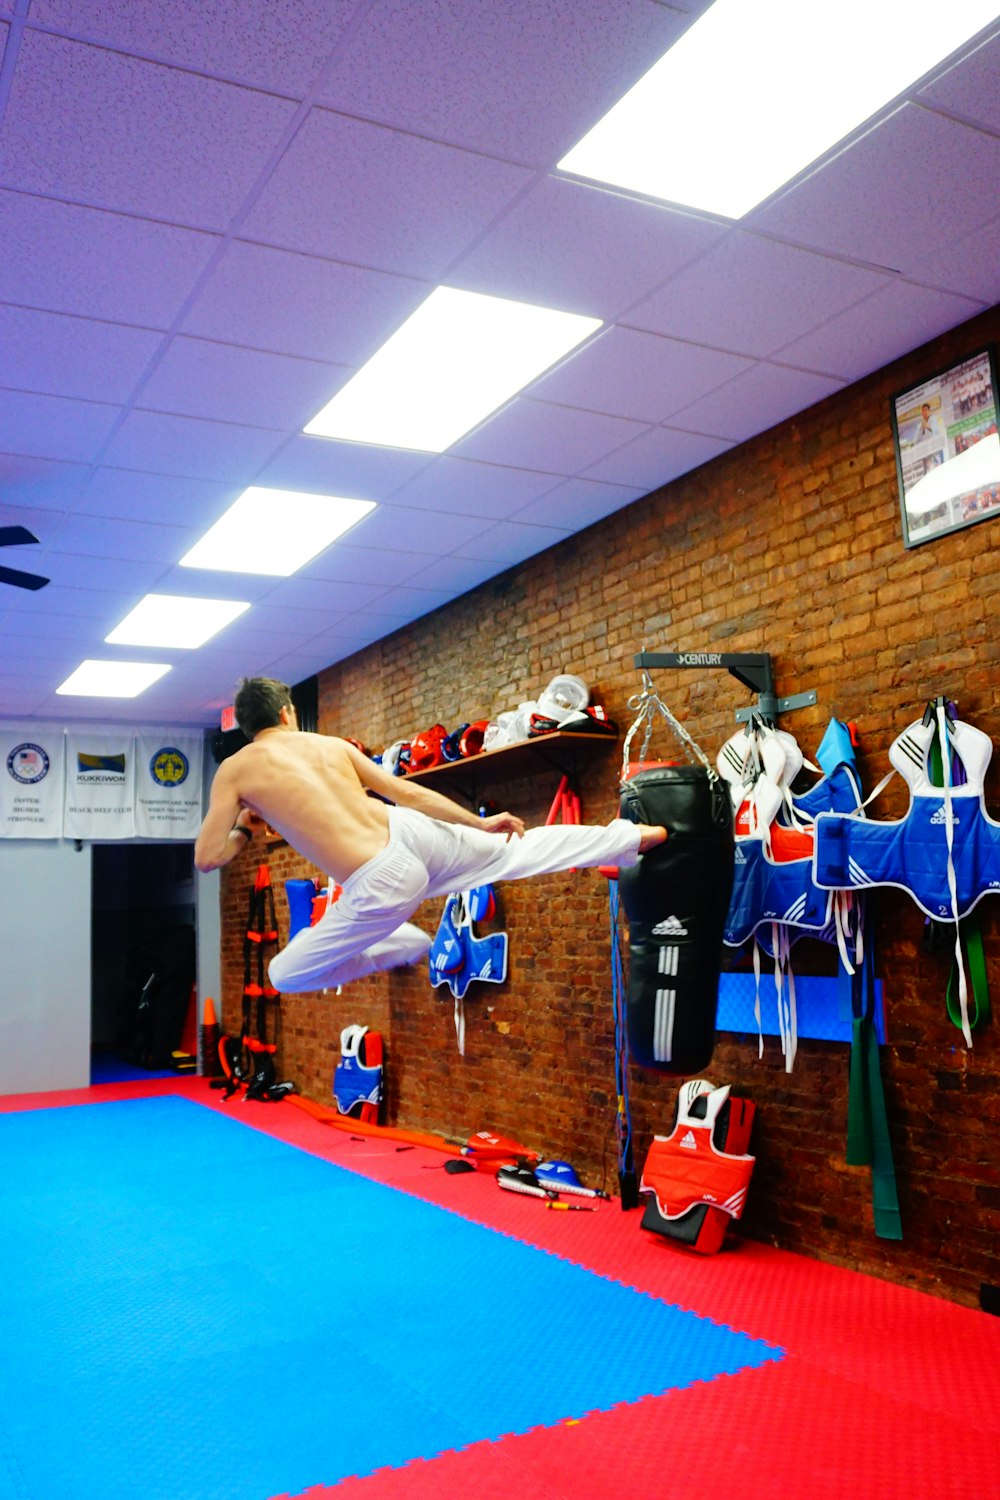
[150,747,189,786]
[7,743,50,784]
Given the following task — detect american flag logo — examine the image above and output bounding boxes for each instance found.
[7,743,50,784]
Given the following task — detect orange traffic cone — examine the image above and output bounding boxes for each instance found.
[200,996,223,1079]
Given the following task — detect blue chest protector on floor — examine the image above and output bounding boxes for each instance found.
[333,1025,383,1117]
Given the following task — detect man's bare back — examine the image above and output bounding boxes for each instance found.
[217,731,392,879]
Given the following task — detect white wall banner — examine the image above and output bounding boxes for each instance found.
[0,725,66,838]
[63,731,135,840]
[134,732,204,839]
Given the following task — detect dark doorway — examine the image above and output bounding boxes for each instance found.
[91,843,197,1084]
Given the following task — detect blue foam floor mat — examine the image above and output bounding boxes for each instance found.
[0,1097,782,1500]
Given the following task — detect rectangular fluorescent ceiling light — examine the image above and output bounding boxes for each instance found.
[558,0,1000,218]
[303,287,602,452]
[178,488,375,576]
[105,594,251,648]
[56,660,171,697]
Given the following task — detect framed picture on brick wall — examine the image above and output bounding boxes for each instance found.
[892,345,1000,547]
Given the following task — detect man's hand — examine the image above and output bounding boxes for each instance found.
[481,811,525,840]
[235,807,268,836]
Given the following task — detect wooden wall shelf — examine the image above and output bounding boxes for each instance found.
[401,730,618,802]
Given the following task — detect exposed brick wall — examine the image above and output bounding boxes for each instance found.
[220,304,1000,1308]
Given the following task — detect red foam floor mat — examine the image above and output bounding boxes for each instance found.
[6,1076,1000,1500]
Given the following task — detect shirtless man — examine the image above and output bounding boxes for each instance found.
[195,676,666,993]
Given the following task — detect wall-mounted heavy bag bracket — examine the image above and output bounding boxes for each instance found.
[633,651,816,723]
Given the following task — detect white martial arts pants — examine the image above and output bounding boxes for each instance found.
[268,806,642,993]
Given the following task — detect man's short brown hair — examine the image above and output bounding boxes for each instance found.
[234,677,293,739]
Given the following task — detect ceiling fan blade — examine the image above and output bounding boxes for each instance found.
[0,525,40,549]
[0,564,49,591]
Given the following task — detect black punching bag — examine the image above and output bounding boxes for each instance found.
[618,765,735,1075]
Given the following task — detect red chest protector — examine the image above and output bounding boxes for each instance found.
[640,1080,756,1254]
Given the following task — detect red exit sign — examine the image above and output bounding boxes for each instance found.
[220,705,237,732]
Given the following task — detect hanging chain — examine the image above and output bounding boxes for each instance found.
[621,670,715,783]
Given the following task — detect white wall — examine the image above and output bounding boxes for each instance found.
[0,838,92,1094]
[0,734,222,1097]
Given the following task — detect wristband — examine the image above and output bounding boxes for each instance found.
[233,824,253,841]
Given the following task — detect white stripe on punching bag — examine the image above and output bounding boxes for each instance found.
[654,987,676,1062]
[657,945,678,976]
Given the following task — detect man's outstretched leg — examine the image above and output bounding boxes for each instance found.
[410,810,663,901]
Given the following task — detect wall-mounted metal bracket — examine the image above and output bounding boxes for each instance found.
[633,651,815,723]
[736,689,817,722]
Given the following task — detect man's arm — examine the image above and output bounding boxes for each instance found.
[194,761,261,872]
[344,743,524,838]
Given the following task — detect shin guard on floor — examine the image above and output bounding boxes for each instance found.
[618,765,735,1074]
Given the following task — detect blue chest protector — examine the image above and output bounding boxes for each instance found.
[724,766,865,950]
[813,714,1000,922]
[814,707,1000,1049]
[724,834,832,947]
[333,1025,383,1117]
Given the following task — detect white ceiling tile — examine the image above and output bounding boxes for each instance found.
[267,576,386,613]
[42,552,166,596]
[448,177,727,319]
[47,514,199,565]
[390,456,560,519]
[582,425,734,489]
[0,191,221,327]
[254,435,429,499]
[402,554,506,597]
[318,1,685,164]
[509,478,645,532]
[451,519,573,565]
[242,107,534,277]
[73,467,240,526]
[0,306,162,403]
[669,363,845,444]
[355,584,458,625]
[181,242,429,364]
[774,280,986,382]
[303,624,386,660]
[749,105,1000,275]
[0,455,89,512]
[0,32,297,228]
[215,616,336,653]
[527,325,754,421]
[300,544,429,588]
[256,644,341,683]
[906,214,1000,306]
[5,583,137,620]
[31,0,359,95]
[101,410,283,483]
[346,504,495,554]
[918,29,1000,135]
[138,336,347,431]
[626,231,890,356]
[239,603,352,636]
[0,388,120,463]
[453,397,646,474]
